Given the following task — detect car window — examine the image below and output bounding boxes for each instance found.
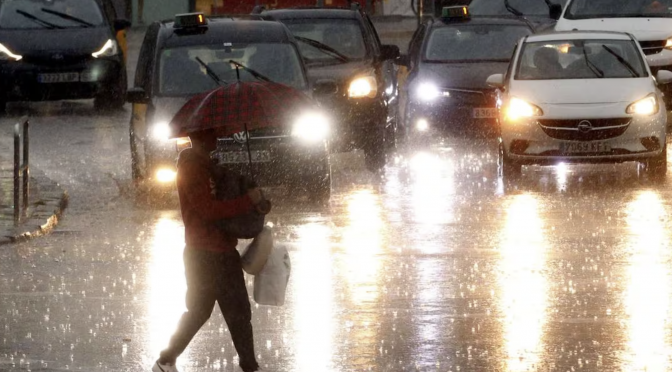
[565,0,672,19]
[470,0,568,16]
[516,39,648,80]
[424,25,531,62]
[0,0,105,29]
[283,18,368,63]
[157,43,307,96]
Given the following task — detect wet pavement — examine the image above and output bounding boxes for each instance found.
[2,26,672,372]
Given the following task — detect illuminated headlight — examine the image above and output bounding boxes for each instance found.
[504,97,543,121]
[155,168,177,183]
[92,39,118,58]
[416,118,429,131]
[292,112,330,142]
[151,121,172,141]
[626,94,659,115]
[416,83,446,102]
[348,76,377,98]
[666,38,672,50]
[0,43,22,61]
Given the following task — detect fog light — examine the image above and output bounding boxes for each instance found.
[416,119,429,131]
[156,168,176,183]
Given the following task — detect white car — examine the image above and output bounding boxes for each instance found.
[486,31,672,179]
[554,0,672,103]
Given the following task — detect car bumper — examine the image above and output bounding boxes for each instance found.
[0,57,123,101]
[501,113,667,165]
[406,102,497,134]
[316,95,388,151]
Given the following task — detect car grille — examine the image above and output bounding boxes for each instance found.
[444,88,495,107]
[537,118,631,141]
[639,40,666,55]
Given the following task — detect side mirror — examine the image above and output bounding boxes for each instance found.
[313,80,339,95]
[381,44,401,61]
[127,87,149,104]
[486,74,505,89]
[114,19,132,31]
[657,70,672,85]
[549,3,562,20]
[396,54,410,67]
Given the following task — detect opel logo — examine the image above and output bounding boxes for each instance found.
[51,53,64,60]
[232,131,248,144]
[577,120,593,133]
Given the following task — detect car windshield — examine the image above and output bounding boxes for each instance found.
[469,0,568,16]
[516,39,648,80]
[566,0,672,19]
[0,0,104,29]
[424,25,531,62]
[158,43,307,96]
[282,19,367,64]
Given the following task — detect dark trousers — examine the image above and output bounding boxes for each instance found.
[161,248,259,372]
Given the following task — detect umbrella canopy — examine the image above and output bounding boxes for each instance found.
[169,81,314,138]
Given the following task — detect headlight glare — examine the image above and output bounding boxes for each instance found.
[504,97,543,121]
[156,168,177,183]
[666,38,672,50]
[417,83,442,102]
[292,112,330,142]
[626,94,659,115]
[92,39,118,58]
[152,121,172,141]
[348,76,377,98]
[0,43,22,61]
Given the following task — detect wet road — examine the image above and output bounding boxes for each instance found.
[3,31,672,372]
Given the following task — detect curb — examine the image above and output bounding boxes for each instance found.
[0,169,69,245]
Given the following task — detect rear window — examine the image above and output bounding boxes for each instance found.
[0,0,105,29]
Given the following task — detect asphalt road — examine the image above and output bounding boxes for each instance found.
[2,27,672,372]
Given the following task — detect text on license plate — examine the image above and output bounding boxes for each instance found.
[560,142,611,154]
[218,150,271,164]
[473,108,497,119]
[37,72,80,83]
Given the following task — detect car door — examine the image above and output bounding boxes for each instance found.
[364,14,398,128]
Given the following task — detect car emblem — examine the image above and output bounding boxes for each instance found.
[51,53,64,60]
[232,131,249,144]
[577,120,593,133]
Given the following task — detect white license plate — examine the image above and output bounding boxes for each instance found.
[37,72,79,83]
[218,150,271,164]
[560,142,611,154]
[473,108,497,119]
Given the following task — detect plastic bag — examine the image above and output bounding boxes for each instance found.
[253,245,291,306]
[240,227,274,275]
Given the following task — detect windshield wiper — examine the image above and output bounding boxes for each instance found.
[15,9,63,29]
[228,60,273,83]
[583,47,604,78]
[195,57,224,86]
[601,45,639,77]
[40,8,94,27]
[294,36,350,63]
[504,0,524,17]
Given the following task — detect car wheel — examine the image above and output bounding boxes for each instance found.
[642,144,667,178]
[499,141,522,179]
[94,70,127,111]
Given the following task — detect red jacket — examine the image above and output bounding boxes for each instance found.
[176,148,254,252]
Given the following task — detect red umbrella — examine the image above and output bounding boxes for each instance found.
[169,80,315,138]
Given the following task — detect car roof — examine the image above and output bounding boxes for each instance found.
[156,17,294,48]
[261,8,360,20]
[429,16,534,29]
[526,31,633,43]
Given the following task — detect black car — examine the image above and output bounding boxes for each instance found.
[127,13,332,201]
[259,7,401,172]
[399,7,533,139]
[0,0,130,111]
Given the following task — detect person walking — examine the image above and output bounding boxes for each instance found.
[152,129,266,372]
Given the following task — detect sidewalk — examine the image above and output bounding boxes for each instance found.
[0,157,68,245]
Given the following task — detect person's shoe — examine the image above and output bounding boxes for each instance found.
[152,360,179,372]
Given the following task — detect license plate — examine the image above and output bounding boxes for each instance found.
[473,108,497,119]
[218,150,271,164]
[37,72,79,83]
[559,142,611,154]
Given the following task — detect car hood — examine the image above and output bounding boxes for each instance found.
[305,60,374,84]
[556,18,672,40]
[415,62,510,90]
[0,27,111,56]
[510,78,655,104]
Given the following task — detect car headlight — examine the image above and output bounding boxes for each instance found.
[348,76,377,98]
[666,38,672,50]
[626,94,659,115]
[292,112,330,142]
[416,83,447,102]
[151,121,172,141]
[504,97,543,121]
[92,39,118,58]
[0,43,22,61]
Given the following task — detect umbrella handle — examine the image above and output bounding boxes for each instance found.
[243,121,255,180]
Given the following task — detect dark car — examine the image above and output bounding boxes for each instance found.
[127,13,332,201]
[0,0,130,111]
[259,7,401,172]
[468,0,567,28]
[399,7,533,139]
